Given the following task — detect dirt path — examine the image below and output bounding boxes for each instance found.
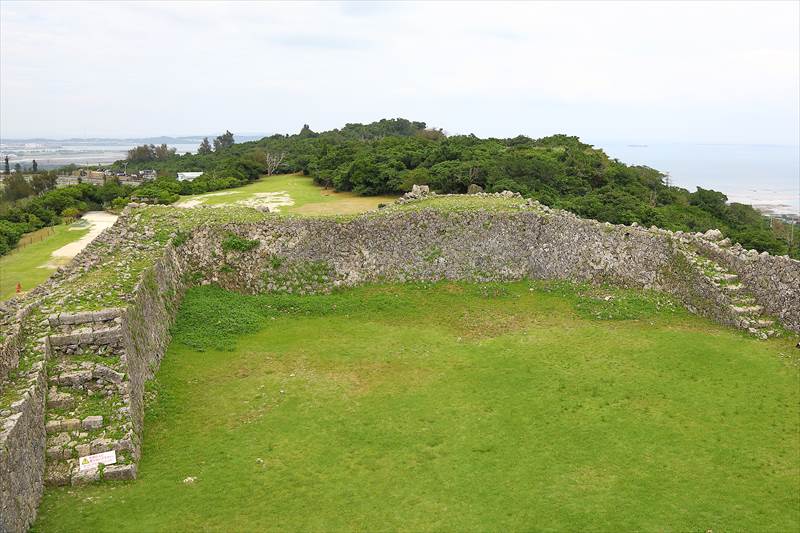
[43,211,118,267]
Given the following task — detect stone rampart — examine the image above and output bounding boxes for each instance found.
[0,305,34,389]
[1,195,799,531]
[121,244,187,449]
[186,210,676,293]
[0,346,47,533]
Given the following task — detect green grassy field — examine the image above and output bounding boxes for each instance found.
[176,174,396,215]
[0,223,90,301]
[33,282,800,532]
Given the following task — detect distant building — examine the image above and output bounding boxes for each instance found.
[139,170,157,181]
[177,172,204,182]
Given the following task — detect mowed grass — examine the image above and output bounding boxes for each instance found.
[177,173,396,215]
[34,282,800,532]
[0,223,90,301]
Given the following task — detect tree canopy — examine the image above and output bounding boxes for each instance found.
[0,118,796,258]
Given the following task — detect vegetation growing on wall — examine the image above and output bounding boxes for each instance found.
[221,232,260,253]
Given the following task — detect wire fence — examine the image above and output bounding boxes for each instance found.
[7,227,56,255]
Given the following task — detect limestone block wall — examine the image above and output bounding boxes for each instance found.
[0,349,47,533]
[1,199,799,531]
[180,207,798,334]
[121,244,187,450]
[0,305,34,388]
[184,210,678,294]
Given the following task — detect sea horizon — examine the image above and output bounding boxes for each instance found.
[2,135,798,216]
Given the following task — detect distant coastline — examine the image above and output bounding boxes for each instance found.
[600,141,800,216]
[2,136,797,216]
[0,135,266,169]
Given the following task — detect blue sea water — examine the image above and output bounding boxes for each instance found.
[598,142,800,215]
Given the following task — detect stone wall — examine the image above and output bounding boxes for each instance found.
[0,347,47,533]
[0,304,34,388]
[121,244,187,451]
[692,238,800,333]
[1,196,798,531]
[185,210,677,293]
[180,208,765,331]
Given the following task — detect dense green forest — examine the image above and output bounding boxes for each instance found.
[1,118,797,258]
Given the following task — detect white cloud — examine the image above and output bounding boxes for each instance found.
[1,0,797,143]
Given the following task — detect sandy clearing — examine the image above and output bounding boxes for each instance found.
[176,190,295,212]
[175,191,238,208]
[41,211,118,268]
[236,192,294,212]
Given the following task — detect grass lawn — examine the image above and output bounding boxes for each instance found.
[33,282,800,532]
[176,173,396,215]
[0,223,90,301]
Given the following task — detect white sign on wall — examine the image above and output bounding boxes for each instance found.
[78,450,117,471]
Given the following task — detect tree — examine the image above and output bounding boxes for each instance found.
[61,207,80,220]
[3,156,9,174]
[13,163,22,173]
[127,144,156,162]
[127,144,175,162]
[31,174,57,194]
[153,144,176,160]
[298,124,318,138]
[264,152,285,176]
[213,130,235,151]
[2,174,33,201]
[32,159,38,172]
[198,137,212,154]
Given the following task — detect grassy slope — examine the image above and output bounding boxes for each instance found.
[178,173,396,215]
[0,224,90,300]
[33,282,799,532]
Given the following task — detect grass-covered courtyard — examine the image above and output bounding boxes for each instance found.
[0,223,90,301]
[175,173,396,215]
[33,281,800,532]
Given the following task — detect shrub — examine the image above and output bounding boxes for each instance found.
[221,232,260,252]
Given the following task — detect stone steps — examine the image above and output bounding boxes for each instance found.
[683,246,778,340]
[45,415,103,434]
[47,360,126,393]
[45,457,137,486]
[731,305,763,315]
[43,412,136,486]
[42,309,138,487]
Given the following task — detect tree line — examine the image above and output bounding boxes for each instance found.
[1,118,797,258]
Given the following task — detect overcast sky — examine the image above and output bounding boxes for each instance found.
[1,1,798,144]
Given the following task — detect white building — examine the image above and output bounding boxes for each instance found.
[177,172,204,182]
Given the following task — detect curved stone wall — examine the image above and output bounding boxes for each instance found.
[1,196,798,531]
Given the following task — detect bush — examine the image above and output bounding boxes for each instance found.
[221,232,260,252]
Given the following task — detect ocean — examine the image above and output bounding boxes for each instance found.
[598,142,800,216]
[0,135,263,171]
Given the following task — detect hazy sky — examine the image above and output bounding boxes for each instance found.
[1,1,798,144]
